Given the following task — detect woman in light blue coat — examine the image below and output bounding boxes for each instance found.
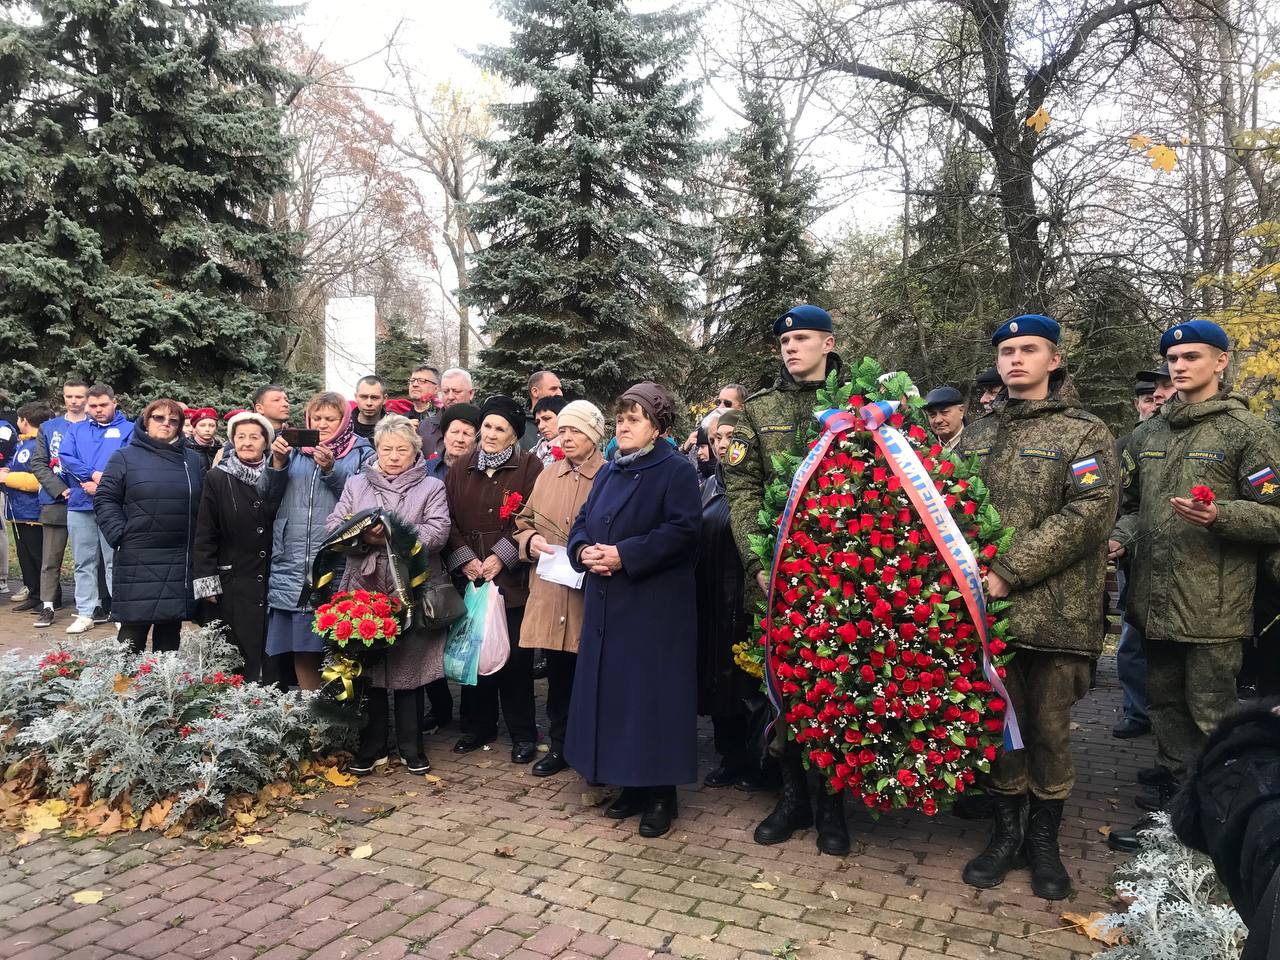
[259,391,372,689]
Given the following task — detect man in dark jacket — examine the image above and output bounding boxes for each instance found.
[724,304,850,857]
[1108,321,1280,852]
[352,375,387,440]
[956,313,1118,901]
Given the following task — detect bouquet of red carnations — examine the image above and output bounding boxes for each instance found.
[741,360,1016,817]
[312,589,402,652]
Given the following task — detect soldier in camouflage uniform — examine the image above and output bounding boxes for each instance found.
[723,304,850,857]
[1108,320,1280,853]
[956,313,1118,901]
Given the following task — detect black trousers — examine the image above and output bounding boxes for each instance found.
[120,621,181,654]
[12,522,42,595]
[544,649,577,752]
[460,604,536,744]
[424,677,454,723]
[712,713,752,770]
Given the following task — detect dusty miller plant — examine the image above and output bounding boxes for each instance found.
[1098,814,1247,960]
[0,625,347,817]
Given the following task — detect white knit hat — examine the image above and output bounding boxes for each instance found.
[557,400,606,446]
[226,411,275,445]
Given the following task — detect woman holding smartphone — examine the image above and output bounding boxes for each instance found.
[259,391,372,689]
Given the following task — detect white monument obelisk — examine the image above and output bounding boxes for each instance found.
[324,296,377,396]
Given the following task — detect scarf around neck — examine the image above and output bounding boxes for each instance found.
[613,442,655,467]
[304,404,357,461]
[216,450,266,486]
[477,444,515,472]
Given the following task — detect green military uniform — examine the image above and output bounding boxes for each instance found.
[724,355,840,595]
[1111,388,1280,775]
[957,390,1118,800]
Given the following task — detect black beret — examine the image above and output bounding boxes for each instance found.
[532,395,568,416]
[1136,362,1171,381]
[440,403,481,434]
[479,396,526,439]
[923,386,965,411]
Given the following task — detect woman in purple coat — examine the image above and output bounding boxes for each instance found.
[325,414,451,774]
[566,382,701,838]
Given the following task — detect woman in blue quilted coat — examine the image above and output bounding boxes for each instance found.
[94,398,206,653]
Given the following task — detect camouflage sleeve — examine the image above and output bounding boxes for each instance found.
[1112,432,1141,547]
[723,405,767,581]
[1210,426,1280,544]
[991,420,1119,589]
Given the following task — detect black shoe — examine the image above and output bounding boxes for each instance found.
[404,757,431,775]
[1135,778,1179,812]
[606,787,647,819]
[951,791,996,820]
[1107,816,1157,854]
[453,735,491,754]
[91,605,109,624]
[12,596,40,612]
[753,749,813,845]
[349,756,388,776]
[1025,798,1071,900]
[1112,717,1151,739]
[422,712,451,736]
[962,793,1028,889]
[638,787,677,838]
[1137,765,1173,787]
[703,763,741,788]
[533,752,569,777]
[34,606,55,628]
[733,768,776,793]
[814,788,850,857]
[511,741,537,764]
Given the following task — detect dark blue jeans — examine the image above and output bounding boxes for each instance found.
[1116,571,1149,725]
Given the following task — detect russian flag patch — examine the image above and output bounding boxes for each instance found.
[1071,456,1104,490]
[1249,466,1279,502]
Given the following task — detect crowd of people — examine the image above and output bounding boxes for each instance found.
[2,307,1277,896]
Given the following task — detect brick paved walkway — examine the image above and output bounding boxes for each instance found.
[0,616,1152,960]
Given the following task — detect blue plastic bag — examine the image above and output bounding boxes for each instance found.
[443,581,488,685]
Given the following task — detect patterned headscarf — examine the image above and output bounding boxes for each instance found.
[305,395,357,461]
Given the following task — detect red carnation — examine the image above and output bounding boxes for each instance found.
[357,617,379,640]
[334,620,353,641]
[382,618,398,638]
[372,598,392,618]
[500,491,524,520]
[1190,485,1215,505]
[317,611,338,631]
[551,445,566,461]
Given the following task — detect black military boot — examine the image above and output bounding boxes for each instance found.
[753,748,813,845]
[962,793,1028,889]
[1025,797,1071,900]
[813,787,850,856]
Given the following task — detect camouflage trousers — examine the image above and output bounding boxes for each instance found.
[1145,638,1243,778]
[988,649,1093,801]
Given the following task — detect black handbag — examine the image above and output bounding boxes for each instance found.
[417,580,466,629]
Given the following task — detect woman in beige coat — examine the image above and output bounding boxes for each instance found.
[512,400,607,777]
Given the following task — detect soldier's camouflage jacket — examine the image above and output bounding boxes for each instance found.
[957,392,1117,656]
[1112,390,1280,644]
[723,356,841,595]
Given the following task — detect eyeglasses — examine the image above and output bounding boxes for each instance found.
[149,414,181,425]
[409,377,438,386]
[719,398,735,407]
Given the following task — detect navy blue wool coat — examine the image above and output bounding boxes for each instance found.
[565,443,702,787]
[95,423,206,623]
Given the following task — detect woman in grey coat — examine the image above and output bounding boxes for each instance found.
[326,414,451,774]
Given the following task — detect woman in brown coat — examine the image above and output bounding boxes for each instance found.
[512,401,606,777]
[444,396,543,761]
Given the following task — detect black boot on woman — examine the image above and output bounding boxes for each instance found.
[605,787,647,819]
[351,690,390,775]
[394,688,431,775]
[639,786,678,838]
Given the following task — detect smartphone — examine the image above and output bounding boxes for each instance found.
[282,427,320,447]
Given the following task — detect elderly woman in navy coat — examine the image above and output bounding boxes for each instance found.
[565,382,701,838]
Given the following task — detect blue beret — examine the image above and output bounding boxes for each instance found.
[773,304,833,337]
[991,313,1060,346]
[923,386,964,410]
[1159,319,1229,356]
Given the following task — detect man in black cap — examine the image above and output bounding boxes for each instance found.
[923,386,967,452]
[975,367,1003,413]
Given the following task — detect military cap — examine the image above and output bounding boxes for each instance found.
[975,367,1002,389]
[1133,380,1156,396]
[991,313,1061,346]
[773,304,833,337]
[1159,319,1229,356]
[1137,361,1171,382]
[923,386,965,411]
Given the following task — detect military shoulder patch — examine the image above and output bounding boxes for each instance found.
[1248,466,1280,502]
[965,446,991,456]
[1070,456,1105,490]
[726,437,751,468]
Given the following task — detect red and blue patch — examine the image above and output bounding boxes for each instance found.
[1071,456,1104,489]
[1249,466,1279,502]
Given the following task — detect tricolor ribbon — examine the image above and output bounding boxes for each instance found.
[763,399,1023,752]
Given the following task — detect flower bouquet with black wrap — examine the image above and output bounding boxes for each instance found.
[737,360,1023,816]
[304,508,433,723]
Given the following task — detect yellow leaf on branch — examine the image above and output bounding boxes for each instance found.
[1025,107,1050,134]
[1147,144,1177,172]
[1127,133,1152,150]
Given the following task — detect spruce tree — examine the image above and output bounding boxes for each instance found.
[466,0,702,402]
[705,86,832,389]
[0,0,300,407]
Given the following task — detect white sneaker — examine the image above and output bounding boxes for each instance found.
[9,587,29,603]
[66,615,95,634]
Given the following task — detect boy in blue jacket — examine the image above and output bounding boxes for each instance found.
[57,384,133,634]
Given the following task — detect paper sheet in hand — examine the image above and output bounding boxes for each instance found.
[537,545,585,589]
